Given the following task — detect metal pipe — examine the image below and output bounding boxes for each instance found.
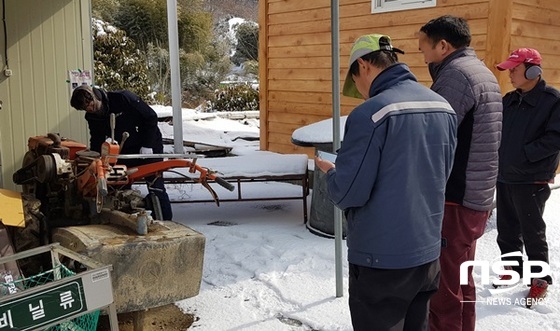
[109,153,199,159]
[166,0,183,153]
[331,0,344,298]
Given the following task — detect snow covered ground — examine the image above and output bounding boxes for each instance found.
[154,106,560,330]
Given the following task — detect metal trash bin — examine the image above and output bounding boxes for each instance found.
[292,117,347,238]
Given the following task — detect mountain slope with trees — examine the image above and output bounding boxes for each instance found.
[90,0,259,110]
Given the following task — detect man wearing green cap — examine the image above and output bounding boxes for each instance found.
[315,34,457,330]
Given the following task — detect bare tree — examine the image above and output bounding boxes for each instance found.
[204,0,258,22]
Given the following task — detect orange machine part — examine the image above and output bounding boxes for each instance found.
[100,142,120,165]
[77,159,104,197]
[61,140,88,159]
[27,136,87,160]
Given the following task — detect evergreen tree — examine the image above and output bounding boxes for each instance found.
[92,0,120,22]
[90,0,255,107]
[231,22,258,65]
[114,0,169,49]
[110,0,228,105]
[92,19,151,100]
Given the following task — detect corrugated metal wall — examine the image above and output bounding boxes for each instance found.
[0,0,92,190]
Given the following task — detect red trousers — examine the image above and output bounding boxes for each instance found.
[429,203,488,331]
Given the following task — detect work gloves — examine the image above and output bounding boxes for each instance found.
[140,147,153,154]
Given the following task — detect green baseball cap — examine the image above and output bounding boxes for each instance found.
[342,34,396,99]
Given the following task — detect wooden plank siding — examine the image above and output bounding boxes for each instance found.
[510,0,560,174]
[507,0,560,90]
[259,0,560,157]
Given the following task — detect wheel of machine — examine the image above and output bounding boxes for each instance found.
[21,151,38,195]
[144,193,163,221]
[13,153,51,276]
[35,154,56,183]
[12,195,50,276]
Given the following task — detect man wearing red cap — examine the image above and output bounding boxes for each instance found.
[495,48,560,307]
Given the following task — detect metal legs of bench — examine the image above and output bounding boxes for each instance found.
[167,174,309,223]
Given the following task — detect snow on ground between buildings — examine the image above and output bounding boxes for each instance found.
[153,106,560,331]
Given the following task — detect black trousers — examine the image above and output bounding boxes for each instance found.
[496,182,551,283]
[144,175,173,221]
[348,260,440,331]
[121,157,173,221]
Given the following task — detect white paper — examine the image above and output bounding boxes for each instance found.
[317,150,337,163]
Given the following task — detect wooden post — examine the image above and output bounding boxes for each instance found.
[486,0,513,93]
[258,0,269,151]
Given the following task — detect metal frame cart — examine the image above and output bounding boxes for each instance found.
[0,243,118,331]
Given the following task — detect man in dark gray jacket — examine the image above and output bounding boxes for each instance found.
[418,15,502,331]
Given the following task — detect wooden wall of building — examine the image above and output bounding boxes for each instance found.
[506,0,560,89]
[259,0,560,156]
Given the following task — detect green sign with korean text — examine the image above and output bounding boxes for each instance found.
[0,279,87,330]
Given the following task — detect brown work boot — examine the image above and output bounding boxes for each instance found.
[526,278,548,308]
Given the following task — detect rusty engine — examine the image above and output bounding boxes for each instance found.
[12,133,148,229]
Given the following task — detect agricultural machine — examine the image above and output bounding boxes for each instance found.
[9,114,234,314]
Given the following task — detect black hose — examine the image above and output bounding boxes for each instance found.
[2,0,8,69]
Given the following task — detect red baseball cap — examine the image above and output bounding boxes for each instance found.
[496,48,542,70]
